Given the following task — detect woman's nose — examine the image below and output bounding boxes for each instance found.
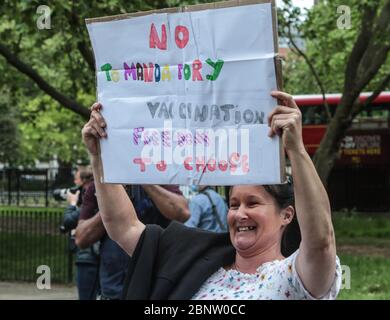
[235,204,248,220]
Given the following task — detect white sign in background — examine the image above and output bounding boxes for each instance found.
[87,3,283,185]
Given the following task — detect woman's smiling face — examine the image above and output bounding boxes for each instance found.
[228,185,286,256]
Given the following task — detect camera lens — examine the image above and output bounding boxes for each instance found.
[53,188,70,201]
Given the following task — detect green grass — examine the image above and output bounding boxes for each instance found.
[332,212,390,300]
[0,207,389,296]
[337,254,390,300]
[0,206,74,283]
[0,232,74,283]
[333,213,390,240]
[0,206,63,215]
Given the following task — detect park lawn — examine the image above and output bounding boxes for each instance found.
[0,206,74,283]
[333,212,390,240]
[337,254,390,300]
[0,232,74,283]
[332,212,390,300]
[0,206,389,296]
[0,206,63,215]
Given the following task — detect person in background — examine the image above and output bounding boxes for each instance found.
[185,186,228,232]
[75,182,190,300]
[64,166,100,300]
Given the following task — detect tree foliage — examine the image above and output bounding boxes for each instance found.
[0,88,21,165]
[0,0,215,166]
[279,0,390,184]
[1,0,388,184]
[280,0,389,94]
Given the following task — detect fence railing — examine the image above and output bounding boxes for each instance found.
[0,191,67,208]
[0,168,74,208]
[0,208,74,283]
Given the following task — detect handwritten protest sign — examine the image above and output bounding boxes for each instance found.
[86,0,284,185]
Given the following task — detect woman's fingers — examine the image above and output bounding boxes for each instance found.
[91,110,106,127]
[82,124,100,140]
[267,105,297,126]
[271,91,298,109]
[81,102,106,156]
[268,118,293,137]
[268,91,302,138]
[269,113,292,136]
[91,120,107,137]
[269,111,301,137]
[268,92,305,153]
[88,103,107,137]
[90,102,102,112]
[268,114,290,137]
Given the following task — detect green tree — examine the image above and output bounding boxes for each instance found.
[0,0,215,167]
[0,88,21,165]
[279,0,390,185]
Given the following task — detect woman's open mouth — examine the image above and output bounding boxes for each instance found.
[236,226,257,232]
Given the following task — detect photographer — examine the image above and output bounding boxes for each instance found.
[62,166,100,300]
[74,183,190,300]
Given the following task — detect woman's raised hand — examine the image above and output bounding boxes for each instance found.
[81,102,107,156]
[268,91,305,155]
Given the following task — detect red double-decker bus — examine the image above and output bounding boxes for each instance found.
[294,91,390,212]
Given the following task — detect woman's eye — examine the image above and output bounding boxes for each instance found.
[247,202,259,208]
[229,204,239,210]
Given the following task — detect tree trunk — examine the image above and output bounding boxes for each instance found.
[313,100,354,186]
[0,43,90,119]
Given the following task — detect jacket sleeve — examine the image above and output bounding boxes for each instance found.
[121,224,163,300]
[63,205,80,230]
[122,222,235,300]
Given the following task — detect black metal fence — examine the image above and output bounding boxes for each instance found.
[0,168,73,208]
[0,208,74,283]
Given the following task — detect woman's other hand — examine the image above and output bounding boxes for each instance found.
[81,102,107,156]
[268,91,305,156]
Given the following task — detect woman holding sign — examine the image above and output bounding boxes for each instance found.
[82,91,341,300]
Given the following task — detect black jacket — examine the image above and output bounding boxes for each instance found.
[122,222,236,300]
[63,205,99,265]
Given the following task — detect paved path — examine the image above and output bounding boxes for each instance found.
[338,244,390,258]
[0,281,77,300]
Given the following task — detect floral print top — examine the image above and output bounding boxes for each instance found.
[192,250,342,300]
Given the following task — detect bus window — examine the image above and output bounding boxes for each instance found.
[300,105,328,125]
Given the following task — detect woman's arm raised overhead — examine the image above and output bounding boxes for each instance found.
[81,102,145,256]
[269,91,336,298]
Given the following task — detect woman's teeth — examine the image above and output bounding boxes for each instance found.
[237,226,256,232]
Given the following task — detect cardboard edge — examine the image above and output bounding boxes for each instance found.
[85,26,106,183]
[275,55,286,183]
[274,53,286,183]
[271,0,286,184]
[85,0,273,24]
[85,0,285,184]
[275,55,287,183]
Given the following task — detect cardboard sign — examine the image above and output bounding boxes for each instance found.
[86,0,285,185]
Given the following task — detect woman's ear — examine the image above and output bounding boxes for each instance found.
[280,205,295,226]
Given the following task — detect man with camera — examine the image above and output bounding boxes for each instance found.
[74,183,190,300]
[62,166,100,300]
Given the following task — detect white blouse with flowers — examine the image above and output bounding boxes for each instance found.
[192,250,342,300]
